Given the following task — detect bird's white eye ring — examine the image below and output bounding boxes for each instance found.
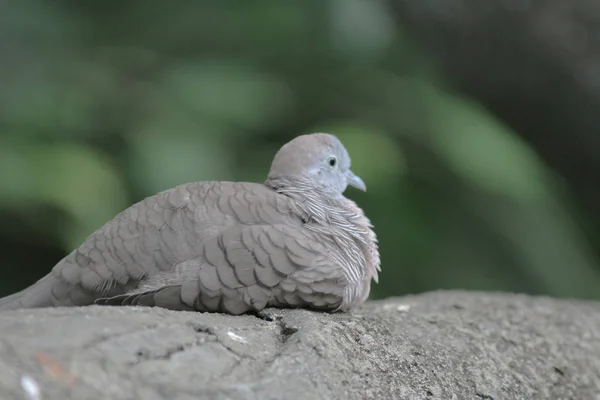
[326,156,337,168]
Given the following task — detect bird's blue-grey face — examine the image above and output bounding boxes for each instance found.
[307,139,366,195]
[268,133,366,195]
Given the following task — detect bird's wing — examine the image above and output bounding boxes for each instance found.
[96,223,348,314]
[0,181,302,310]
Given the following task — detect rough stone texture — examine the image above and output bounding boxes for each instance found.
[0,291,599,400]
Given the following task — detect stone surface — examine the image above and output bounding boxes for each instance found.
[0,291,599,399]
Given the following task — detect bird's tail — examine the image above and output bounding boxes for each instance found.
[0,275,62,311]
[0,291,26,310]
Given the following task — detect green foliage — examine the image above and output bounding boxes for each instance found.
[1,0,598,300]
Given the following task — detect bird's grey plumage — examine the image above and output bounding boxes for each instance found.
[0,133,380,314]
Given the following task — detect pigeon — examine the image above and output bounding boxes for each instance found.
[0,133,380,314]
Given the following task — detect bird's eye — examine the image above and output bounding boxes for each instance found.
[327,156,337,168]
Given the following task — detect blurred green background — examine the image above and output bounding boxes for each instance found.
[1,0,599,301]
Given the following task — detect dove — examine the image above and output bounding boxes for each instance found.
[0,133,380,314]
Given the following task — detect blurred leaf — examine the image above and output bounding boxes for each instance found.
[128,112,235,195]
[330,0,396,61]
[161,61,293,131]
[1,73,98,136]
[423,84,549,203]
[488,200,600,298]
[0,139,127,250]
[0,1,83,45]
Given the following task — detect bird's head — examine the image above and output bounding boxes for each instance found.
[267,133,366,196]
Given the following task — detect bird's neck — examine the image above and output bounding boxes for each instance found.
[265,176,345,219]
[265,176,381,288]
[264,176,334,197]
[265,176,366,228]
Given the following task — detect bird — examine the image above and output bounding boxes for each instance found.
[0,133,380,314]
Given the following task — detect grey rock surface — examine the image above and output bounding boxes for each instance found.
[0,291,599,400]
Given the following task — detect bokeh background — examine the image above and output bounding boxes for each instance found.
[2,0,600,301]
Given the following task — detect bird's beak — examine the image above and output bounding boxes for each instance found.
[346,170,367,192]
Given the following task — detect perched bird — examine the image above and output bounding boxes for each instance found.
[0,133,380,314]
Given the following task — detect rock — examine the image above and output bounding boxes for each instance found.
[0,291,599,399]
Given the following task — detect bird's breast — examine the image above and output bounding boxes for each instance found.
[339,198,381,286]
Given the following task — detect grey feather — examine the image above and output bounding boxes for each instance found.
[0,133,380,314]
